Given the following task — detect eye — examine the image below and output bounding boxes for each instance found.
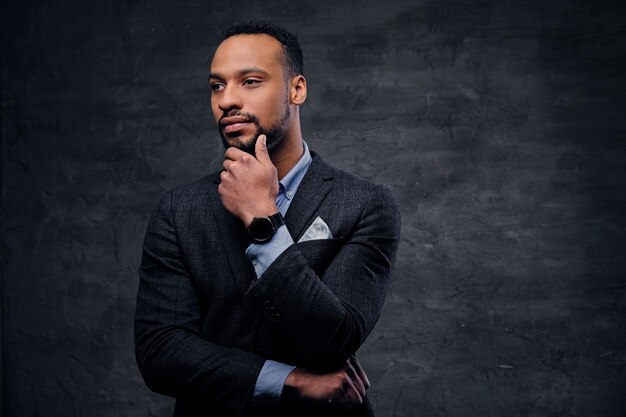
[243,79,261,87]
[210,82,225,92]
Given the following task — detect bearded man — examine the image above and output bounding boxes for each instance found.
[135,20,400,417]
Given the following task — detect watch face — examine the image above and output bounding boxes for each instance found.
[249,217,274,242]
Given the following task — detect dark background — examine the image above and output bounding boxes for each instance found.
[2,0,625,416]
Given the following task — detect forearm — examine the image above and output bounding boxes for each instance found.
[136,189,265,415]
[246,245,382,369]
[245,187,400,370]
[282,357,370,410]
[134,272,266,415]
[135,321,264,407]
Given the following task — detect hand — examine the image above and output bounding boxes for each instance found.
[218,135,279,226]
[283,357,370,410]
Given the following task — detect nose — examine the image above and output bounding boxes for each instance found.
[217,85,243,113]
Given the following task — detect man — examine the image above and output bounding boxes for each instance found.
[135,21,400,417]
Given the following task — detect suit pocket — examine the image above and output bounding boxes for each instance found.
[295,236,345,276]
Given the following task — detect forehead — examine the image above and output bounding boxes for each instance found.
[210,34,284,75]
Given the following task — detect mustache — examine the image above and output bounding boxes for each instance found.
[219,111,259,127]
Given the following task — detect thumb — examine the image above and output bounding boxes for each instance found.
[255,135,271,164]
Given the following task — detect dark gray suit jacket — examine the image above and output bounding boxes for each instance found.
[135,152,400,417]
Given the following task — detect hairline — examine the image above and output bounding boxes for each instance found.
[222,33,296,81]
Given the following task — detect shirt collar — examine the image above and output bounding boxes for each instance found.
[279,141,312,201]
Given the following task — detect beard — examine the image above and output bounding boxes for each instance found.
[219,103,291,157]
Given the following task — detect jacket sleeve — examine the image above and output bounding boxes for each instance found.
[244,184,401,371]
[134,189,265,416]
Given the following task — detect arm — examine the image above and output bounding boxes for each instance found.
[134,189,265,416]
[219,137,400,371]
[284,356,371,409]
[246,184,400,370]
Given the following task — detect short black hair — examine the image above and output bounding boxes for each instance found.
[224,20,303,78]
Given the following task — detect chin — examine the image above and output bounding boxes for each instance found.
[221,132,256,153]
[238,139,257,156]
[231,136,257,155]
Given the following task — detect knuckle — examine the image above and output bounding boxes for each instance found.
[333,374,346,388]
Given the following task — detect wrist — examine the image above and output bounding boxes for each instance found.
[282,368,304,402]
[242,203,279,227]
[246,212,285,244]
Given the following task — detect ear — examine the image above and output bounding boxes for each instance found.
[289,75,307,105]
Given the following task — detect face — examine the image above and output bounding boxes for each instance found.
[209,34,292,155]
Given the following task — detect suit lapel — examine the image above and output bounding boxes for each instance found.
[284,152,334,241]
[208,174,257,296]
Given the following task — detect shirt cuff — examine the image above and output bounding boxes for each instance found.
[245,225,294,278]
[251,360,296,406]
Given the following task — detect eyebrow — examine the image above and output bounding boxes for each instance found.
[209,67,270,80]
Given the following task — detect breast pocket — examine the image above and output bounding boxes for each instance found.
[296,236,346,276]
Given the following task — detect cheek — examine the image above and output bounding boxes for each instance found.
[227,82,288,125]
[244,95,270,120]
[254,92,286,122]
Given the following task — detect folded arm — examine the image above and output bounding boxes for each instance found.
[134,190,266,416]
[245,184,401,371]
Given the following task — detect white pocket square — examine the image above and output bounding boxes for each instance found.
[298,216,333,243]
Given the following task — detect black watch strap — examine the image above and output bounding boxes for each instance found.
[246,212,285,244]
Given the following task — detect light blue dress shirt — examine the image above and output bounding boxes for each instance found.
[245,141,313,405]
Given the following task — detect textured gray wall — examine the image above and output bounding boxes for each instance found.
[2,0,625,416]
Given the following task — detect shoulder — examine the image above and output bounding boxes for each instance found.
[311,152,398,208]
[309,153,400,243]
[153,172,219,213]
[170,173,218,199]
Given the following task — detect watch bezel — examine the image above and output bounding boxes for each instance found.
[246,212,284,244]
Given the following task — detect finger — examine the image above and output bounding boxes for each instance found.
[254,135,271,165]
[341,376,363,408]
[224,146,246,161]
[345,362,366,398]
[222,159,232,172]
[350,356,370,390]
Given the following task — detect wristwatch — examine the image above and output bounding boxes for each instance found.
[246,212,285,244]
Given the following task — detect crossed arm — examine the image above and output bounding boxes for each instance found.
[135,139,400,415]
[220,137,400,370]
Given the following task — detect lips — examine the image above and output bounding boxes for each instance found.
[220,116,252,134]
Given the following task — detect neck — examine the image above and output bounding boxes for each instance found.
[270,116,304,180]
[271,135,304,180]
